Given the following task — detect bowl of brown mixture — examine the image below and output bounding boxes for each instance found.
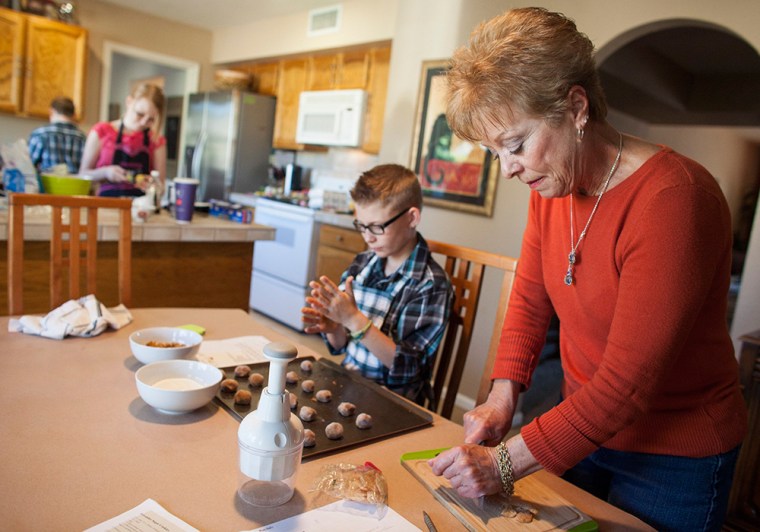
[129,327,203,365]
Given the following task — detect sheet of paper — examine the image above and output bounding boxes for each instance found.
[195,335,272,367]
[244,500,420,532]
[83,498,199,532]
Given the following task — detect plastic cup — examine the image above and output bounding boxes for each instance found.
[173,177,199,224]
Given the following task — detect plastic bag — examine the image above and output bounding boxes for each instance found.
[312,462,388,509]
[1,139,40,193]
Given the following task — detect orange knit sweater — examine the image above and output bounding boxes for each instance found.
[492,147,748,475]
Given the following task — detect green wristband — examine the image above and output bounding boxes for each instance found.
[350,320,372,341]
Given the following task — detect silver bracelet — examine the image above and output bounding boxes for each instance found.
[496,441,515,497]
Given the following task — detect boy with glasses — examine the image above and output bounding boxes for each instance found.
[302,164,453,404]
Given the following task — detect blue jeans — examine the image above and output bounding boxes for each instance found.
[561,446,740,531]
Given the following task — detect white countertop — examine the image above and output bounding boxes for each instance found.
[229,192,355,229]
[0,206,276,243]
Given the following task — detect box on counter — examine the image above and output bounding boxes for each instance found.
[209,199,253,224]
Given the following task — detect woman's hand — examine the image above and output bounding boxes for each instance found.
[102,165,129,181]
[428,444,502,498]
[463,379,521,445]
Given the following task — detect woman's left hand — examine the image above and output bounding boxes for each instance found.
[428,444,502,498]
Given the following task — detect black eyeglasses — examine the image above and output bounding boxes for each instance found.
[353,208,410,235]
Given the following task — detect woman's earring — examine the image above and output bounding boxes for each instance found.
[576,127,584,142]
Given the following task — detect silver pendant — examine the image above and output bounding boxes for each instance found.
[564,268,573,286]
[568,251,576,265]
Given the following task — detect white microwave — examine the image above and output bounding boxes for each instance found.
[295,89,367,147]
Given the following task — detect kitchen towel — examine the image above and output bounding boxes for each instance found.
[8,294,133,340]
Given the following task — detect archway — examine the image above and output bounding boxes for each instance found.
[596,20,760,330]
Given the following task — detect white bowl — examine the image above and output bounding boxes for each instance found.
[129,327,203,365]
[135,359,223,414]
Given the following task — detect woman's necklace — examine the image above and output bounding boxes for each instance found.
[564,132,623,286]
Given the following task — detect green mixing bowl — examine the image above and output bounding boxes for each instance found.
[40,174,92,195]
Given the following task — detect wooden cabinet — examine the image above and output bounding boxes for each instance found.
[0,8,25,115]
[336,50,370,89]
[306,54,339,90]
[724,329,760,531]
[0,7,87,119]
[362,46,391,154]
[248,62,279,96]
[273,58,309,150]
[306,51,369,91]
[315,224,366,283]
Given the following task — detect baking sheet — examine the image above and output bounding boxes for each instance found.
[215,356,433,458]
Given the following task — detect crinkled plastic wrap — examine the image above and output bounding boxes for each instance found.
[312,462,388,509]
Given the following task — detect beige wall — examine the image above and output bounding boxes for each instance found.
[380,0,760,407]
[211,0,398,64]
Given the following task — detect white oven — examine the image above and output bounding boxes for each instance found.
[250,198,319,329]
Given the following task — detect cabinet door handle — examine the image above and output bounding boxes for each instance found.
[336,235,344,242]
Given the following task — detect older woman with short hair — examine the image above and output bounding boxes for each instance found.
[429,7,746,531]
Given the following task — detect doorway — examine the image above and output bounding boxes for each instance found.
[595,20,760,334]
[100,41,200,179]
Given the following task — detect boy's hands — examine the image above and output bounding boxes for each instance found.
[302,276,366,332]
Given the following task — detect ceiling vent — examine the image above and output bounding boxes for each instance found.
[308,5,342,36]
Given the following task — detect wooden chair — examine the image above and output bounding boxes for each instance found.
[7,193,133,316]
[426,240,518,419]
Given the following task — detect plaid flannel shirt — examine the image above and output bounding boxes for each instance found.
[28,122,87,174]
[325,234,452,399]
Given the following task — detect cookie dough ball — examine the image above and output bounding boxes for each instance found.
[337,402,356,417]
[301,379,315,393]
[248,373,265,388]
[515,511,534,524]
[285,371,299,384]
[315,389,332,403]
[325,422,344,440]
[234,389,252,405]
[299,406,318,422]
[220,378,239,393]
[300,359,313,373]
[303,429,316,448]
[289,392,298,410]
[234,365,251,378]
[355,413,373,429]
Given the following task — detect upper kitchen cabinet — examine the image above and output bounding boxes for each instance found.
[0,7,87,119]
[273,58,308,150]
[0,8,25,114]
[338,50,370,89]
[248,62,279,96]
[306,54,338,90]
[362,46,391,154]
[306,50,369,90]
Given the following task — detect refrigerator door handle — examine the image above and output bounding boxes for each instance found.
[191,131,207,179]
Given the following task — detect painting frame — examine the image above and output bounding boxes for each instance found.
[410,59,498,217]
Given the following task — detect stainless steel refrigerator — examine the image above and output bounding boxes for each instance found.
[181,90,275,202]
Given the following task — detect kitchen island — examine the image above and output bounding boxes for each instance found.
[0,206,275,316]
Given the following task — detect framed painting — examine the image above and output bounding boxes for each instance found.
[410,60,498,216]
